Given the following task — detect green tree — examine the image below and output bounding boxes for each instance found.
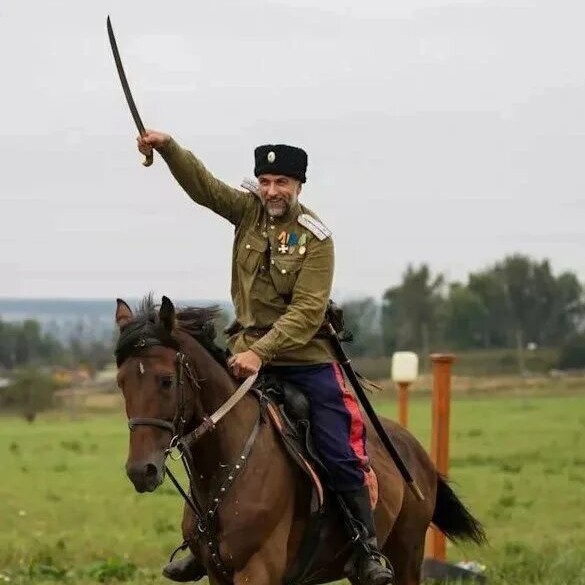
[443,284,489,349]
[0,368,58,422]
[557,334,585,370]
[341,298,383,357]
[0,319,63,369]
[468,269,512,347]
[381,264,445,357]
[466,255,584,371]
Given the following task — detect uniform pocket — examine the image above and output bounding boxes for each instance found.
[270,256,304,296]
[236,232,268,274]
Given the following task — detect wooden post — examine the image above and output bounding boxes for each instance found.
[397,382,410,427]
[426,353,455,562]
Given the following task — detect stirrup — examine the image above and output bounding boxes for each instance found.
[169,541,189,562]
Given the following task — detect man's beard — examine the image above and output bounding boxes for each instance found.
[264,193,297,218]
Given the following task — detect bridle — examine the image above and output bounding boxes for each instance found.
[120,335,261,579]
[126,340,257,453]
[127,348,201,448]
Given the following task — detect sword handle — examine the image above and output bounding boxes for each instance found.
[142,152,153,167]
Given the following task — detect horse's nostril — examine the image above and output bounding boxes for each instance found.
[145,463,158,478]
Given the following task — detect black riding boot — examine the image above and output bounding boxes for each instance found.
[162,551,206,583]
[340,486,395,585]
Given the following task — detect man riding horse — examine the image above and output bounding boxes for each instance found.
[136,132,395,585]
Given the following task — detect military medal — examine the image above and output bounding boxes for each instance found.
[286,233,298,254]
[298,233,307,255]
[278,231,289,254]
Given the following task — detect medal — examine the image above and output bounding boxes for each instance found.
[278,231,289,254]
[298,233,307,255]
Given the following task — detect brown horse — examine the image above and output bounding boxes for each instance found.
[114,296,484,585]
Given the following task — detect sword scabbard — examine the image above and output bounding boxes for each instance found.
[324,313,425,503]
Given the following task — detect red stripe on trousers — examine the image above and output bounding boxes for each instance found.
[332,362,369,468]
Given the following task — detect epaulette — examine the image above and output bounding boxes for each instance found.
[298,214,332,241]
[240,177,260,196]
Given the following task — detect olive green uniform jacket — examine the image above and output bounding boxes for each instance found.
[160,139,336,366]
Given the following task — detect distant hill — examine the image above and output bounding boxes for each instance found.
[0,298,233,343]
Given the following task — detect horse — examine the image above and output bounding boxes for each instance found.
[114,295,485,585]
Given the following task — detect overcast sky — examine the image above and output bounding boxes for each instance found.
[1,0,584,302]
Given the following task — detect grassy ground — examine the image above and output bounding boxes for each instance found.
[1,387,585,584]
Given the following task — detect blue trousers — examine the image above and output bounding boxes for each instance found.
[267,363,369,492]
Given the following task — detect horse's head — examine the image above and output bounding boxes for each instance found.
[115,295,195,493]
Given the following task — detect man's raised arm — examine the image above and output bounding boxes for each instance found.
[138,130,251,226]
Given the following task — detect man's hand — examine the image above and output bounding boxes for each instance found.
[228,350,262,379]
[137,130,171,157]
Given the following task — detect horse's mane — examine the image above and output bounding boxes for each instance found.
[115,294,227,368]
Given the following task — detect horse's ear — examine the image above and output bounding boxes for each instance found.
[159,296,176,334]
[115,298,133,329]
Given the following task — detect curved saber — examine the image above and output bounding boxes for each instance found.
[106,15,153,167]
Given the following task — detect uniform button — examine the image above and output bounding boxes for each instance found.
[281,269,287,274]
[245,244,251,250]
[271,259,275,265]
[260,266,266,271]
[270,225,275,230]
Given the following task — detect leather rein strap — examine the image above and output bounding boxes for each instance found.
[127,346,257,446]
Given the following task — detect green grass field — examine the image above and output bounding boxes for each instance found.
[2,390,585,584]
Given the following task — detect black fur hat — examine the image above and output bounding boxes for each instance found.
[254,144,308,183]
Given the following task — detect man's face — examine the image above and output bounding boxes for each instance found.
[257,174,302,218]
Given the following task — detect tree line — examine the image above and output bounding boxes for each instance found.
[1,253,584,374]
[342,254,585,369]
[0,318,112,373]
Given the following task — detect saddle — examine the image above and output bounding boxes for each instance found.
[253,373,377,585]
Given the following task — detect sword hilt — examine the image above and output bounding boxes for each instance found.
[142,152,153,167]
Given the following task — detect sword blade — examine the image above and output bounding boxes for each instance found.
[106,16,153,166]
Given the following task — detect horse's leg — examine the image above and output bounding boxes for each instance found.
[381,493,434,585]
[381,532,425,585]
[232,493,295,585]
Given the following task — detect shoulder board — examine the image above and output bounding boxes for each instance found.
[240,177,260,196]
[297,214,332,241]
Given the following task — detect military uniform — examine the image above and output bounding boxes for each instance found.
[161,139,336,364]
[159,139,393,584]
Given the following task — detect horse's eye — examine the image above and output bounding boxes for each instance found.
[159,376,173,391]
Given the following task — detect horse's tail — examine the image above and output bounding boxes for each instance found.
[432,473,486,545]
